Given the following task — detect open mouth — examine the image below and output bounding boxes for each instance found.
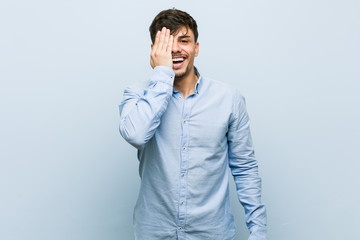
[172,56,186,68]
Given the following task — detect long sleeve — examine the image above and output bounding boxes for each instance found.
[227,91,267,240]
[119,66,175,149]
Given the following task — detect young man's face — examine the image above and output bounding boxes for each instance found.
[171,26,199,79]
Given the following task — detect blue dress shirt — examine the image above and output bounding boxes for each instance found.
[119,66,267,240]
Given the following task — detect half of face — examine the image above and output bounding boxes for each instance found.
[171,26,199,78]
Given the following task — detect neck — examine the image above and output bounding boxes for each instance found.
[173,70,198,99]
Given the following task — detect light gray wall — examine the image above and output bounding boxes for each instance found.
[1,0,359,239]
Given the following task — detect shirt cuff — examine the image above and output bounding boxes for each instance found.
[149,66,175,87]
[248,225,267,240]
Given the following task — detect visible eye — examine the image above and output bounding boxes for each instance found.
[181,40,188,43]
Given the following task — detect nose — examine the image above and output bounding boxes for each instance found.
[172,40,180,53]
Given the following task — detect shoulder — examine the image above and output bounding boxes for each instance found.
[201,76,244,101]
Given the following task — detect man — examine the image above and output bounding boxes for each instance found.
[119,9,267,240]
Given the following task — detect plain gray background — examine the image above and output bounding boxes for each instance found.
[1,0,359,239]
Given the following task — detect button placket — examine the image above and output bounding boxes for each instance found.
[178,93,191,233]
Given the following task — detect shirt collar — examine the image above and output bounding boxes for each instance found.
[194,66,201,94]
[172,66,202,95]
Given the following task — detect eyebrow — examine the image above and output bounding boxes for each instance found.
[178,35,191,39]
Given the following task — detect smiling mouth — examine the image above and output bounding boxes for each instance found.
[172,57,185,64]
[172,56,187,69]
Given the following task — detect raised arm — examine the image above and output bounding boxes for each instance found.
[119,28,174,149]
[227,91,267,240]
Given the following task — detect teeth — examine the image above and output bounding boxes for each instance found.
[172,58,184,62]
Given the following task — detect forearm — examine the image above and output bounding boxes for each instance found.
[119,66,174,149]
[232,164,267,239]
[229,132,267,239]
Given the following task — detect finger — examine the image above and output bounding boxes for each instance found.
[166,35,173,53]
[152,31,160,52]
[162,29,170,52]
[158,27,166,52]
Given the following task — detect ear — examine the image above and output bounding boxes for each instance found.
[195,42,199,57]
[151,43,154,50]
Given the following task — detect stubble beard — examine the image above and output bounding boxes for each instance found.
[174,64,192,80]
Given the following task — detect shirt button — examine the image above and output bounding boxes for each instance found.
[179,227,182,230]
[183,120,186,124]
[181,173,185,177]
[180,201,184,205]
[167,97,170,101]
[182,147,186,151]
[178,96,181,99]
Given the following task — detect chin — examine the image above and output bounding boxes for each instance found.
[175,71,187,79]
[174,66,191,79]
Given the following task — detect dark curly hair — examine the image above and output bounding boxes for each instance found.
[149,9,198,43]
